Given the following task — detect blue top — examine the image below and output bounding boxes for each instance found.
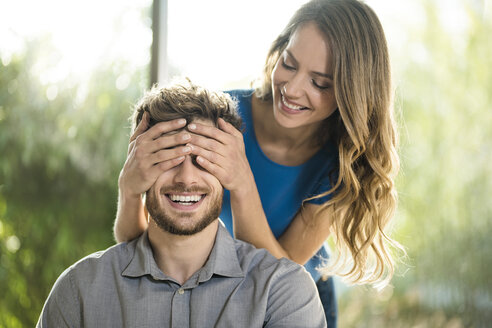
[219,89,339,282]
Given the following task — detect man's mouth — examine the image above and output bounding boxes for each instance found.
[166,193,205,206]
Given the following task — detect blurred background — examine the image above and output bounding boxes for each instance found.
[0,0,491,326]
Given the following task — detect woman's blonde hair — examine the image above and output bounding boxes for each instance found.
[256,0,403,287]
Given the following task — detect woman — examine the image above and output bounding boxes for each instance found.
[115,0,401,326]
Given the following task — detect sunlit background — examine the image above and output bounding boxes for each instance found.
[1,0,491,327]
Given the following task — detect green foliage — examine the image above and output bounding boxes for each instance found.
[0,39,148,327]
[338,1,492,327]
[1,0,491,327]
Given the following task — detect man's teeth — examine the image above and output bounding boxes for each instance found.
[282,94,305,110]
[169,194,202,204]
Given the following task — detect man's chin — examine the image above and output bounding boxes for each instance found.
[147,203,222,236]
[146,188,223,236]
[151,212,218,236]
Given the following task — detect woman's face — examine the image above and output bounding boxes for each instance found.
[271,22,338,131]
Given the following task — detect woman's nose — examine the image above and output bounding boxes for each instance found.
[283,74,305,99]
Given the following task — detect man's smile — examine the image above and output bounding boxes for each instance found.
[165,193,206,211]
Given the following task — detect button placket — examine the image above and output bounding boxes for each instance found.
[171,287,190,327]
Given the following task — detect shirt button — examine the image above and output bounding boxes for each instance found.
[178,288,184,295]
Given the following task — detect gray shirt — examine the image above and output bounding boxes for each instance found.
[37,223,327,328]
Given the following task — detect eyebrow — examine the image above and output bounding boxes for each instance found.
[285,50,333,80]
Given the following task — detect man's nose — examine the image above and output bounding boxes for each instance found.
[172,155,199,186]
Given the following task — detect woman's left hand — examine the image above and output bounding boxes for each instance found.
[187,118,254,193]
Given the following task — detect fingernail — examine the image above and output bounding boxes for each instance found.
[197,156,204,163]
[183,146,191,153]
[178,119,186,125]
[182,133,191,141]
[188,124,196,130]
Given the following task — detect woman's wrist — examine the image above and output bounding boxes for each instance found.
[118,182,144,203]
[229,171,258,201]
[118,172,144,200]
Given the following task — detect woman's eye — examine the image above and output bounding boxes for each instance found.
[281,59,296,71]
[312,79,331,90]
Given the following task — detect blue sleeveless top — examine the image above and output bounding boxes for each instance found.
[219,89,338,281]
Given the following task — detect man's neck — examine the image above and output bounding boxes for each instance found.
[147,220,219,285]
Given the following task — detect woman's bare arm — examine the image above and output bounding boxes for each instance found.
[230,181,332,264]
[114,189,148,242]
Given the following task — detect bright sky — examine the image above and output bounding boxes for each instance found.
[167,0,430,89]
[0,0,152,86]
[0,0,471,91]
[167,0,309,88]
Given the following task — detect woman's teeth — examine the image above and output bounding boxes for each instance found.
[281,94,307,111]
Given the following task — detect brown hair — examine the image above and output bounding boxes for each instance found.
[257,0,403,287]
[133,78,242,131]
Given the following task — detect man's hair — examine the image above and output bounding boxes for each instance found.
[132,78,242,132]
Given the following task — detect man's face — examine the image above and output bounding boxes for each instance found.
[145,119,223,235]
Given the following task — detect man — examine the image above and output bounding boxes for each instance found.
[37,80,327,327]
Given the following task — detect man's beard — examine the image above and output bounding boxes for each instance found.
[145,184,223,236]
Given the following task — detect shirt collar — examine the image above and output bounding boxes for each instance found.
[121,230,166,280]
[121,221,244,281]
[197,222,244,282]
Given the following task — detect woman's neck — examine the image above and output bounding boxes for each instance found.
[251,95,323,166]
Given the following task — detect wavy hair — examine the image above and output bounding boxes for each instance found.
[256,0,403,287]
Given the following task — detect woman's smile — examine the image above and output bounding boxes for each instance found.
[271,22,338,130]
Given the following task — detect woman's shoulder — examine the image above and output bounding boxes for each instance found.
[224,89,254,121]
[224,89,254,102]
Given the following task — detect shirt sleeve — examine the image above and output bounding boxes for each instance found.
[264,260,327,328]
[36,267,81,328]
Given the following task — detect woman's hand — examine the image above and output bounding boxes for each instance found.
[187,118,254,193]
[118,112,193,198]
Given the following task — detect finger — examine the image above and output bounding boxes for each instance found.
[195,155,227,179]
[146,118,187,140]
[188,134,226,153]
[130,111,150,142]
[149,146,192,165]
[218,118,243,138]
[148,131,192,153]
[187,122,230,144]
[139,157,184,185]
[154,155,186,172]
[189,144,225,168]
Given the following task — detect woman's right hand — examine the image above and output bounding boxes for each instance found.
[118,112,194,198]
[115,112,194,242]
